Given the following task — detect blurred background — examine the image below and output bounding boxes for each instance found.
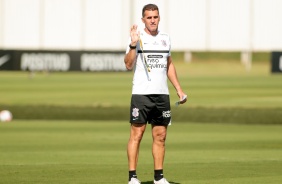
[1,0,282,51]
[1,2,282,183]
[0,0,282,123]
[1,0,282,71]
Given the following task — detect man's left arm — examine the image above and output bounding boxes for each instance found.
[167,56,187,104]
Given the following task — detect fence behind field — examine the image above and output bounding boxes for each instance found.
[0,0,282,52]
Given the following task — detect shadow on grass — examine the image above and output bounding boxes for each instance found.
[142,181,180,184]
[3,103,282,124]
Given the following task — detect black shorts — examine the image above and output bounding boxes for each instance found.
[129,94,171,125]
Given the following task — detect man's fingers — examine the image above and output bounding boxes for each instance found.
[180,95,187,104]
[180,98,187,104]
[175,94,187,106]
[131,25,138,31]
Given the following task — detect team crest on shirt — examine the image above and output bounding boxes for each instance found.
[161,40,167,47]
[132,108,139,118]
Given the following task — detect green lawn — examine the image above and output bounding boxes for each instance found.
[1,58,282,183]
[1,60,281,124]
[0,120,282,184]
[1,59,281,108]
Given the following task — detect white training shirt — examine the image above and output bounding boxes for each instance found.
[126,29,171,95]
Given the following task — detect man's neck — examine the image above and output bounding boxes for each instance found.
[144,28,158,36]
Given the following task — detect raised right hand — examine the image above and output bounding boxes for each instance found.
[130,25,140,46]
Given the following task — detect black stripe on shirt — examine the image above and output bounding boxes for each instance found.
[138,50,169,53]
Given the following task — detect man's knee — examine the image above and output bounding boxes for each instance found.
[154,132,167,142]
[130,123,146,142]
[152,127,167,143]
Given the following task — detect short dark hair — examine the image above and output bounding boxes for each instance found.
[142,4,159,17]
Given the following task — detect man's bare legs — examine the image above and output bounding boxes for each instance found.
[152,125,168,182]
[127,123,147,171]
[152,125,167,169]
[127,123,168,183]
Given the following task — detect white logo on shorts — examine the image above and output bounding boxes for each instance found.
[132,108,139,118]
[162,110,171,118]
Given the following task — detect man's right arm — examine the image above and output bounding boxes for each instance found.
[124,24,139,70]
[124,47,137,70]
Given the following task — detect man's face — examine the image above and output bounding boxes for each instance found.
[142,10,160,34]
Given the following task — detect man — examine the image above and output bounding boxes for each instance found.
[124,4,187,184]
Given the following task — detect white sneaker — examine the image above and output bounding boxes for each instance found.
[154,178,170,184]
[128,177,141,184]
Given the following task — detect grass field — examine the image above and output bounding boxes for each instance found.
[0,121,282,184]
[0,56,282,124]
[1,53,282,183]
